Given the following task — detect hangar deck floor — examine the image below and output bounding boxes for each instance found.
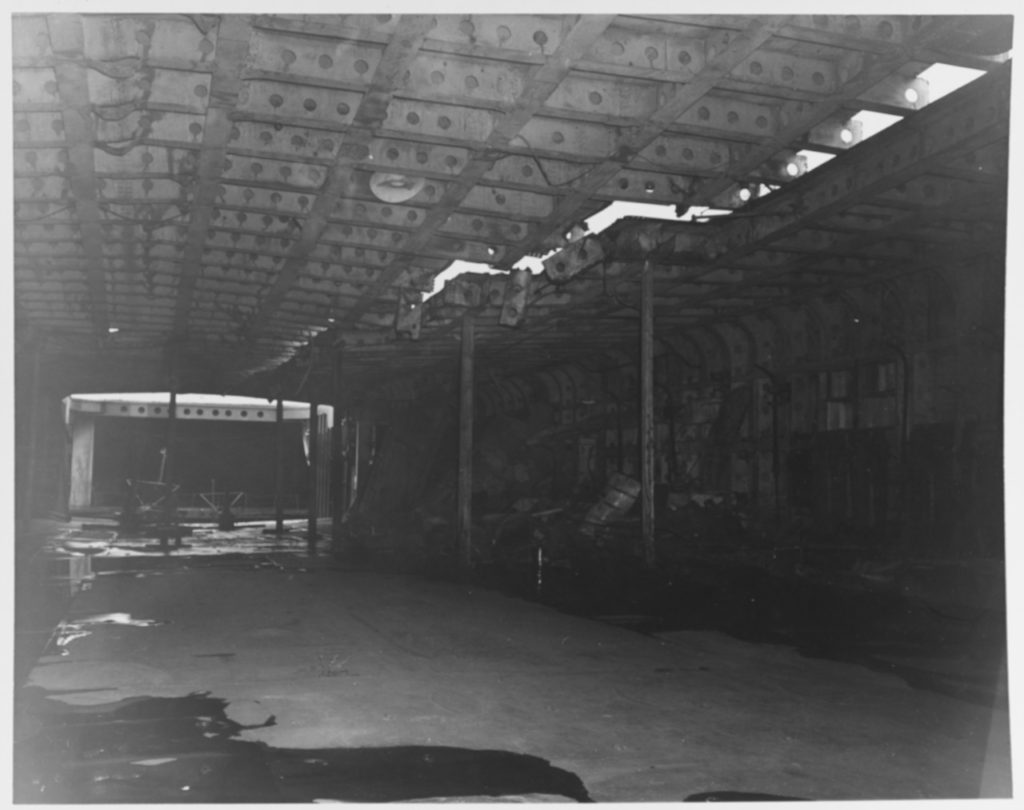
[13,522,1012,803]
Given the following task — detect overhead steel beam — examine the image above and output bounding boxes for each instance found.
[243,15,437,340]
[500,16,788,270]
[692,64,1011,268]
[683,16,978,208]
[173,15,254,337]
[47,14,109,336]
[343,14,617,326]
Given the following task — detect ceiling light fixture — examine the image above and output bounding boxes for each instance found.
[369,172,426,203]
[904,87,920,104]
[107,326,120,334]
[839,127,854,144]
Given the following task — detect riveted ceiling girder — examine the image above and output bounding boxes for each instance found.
[342,14,617,327]
[173,15,254,337]
[404,51,532,109]
[46,14,109,335]
[479,136,740,203]
[243,14,438,341]
[13,14,1011,399]
[543,77,785,145]
[689,63,1010,267]
[682,16,973,208]
[500,16,787,270]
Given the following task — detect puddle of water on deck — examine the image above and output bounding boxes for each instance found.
[14,690,592,804]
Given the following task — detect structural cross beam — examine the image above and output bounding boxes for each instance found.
[499,16,788,270]
[173,15,255,338]
[47,14,110,336]
[242,15,437,341]
[682,15,977,207]
[342,14,617,326]
[484,63,1009,349]
[681,62,1012,271]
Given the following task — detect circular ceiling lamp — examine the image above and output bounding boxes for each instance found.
[369,172,426,203]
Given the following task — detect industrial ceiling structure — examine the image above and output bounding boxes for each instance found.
[11,13,1012,401]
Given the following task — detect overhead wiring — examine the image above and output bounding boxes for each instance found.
[14,204,74,223]
[505,135,604,187]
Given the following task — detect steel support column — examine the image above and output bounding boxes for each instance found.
[640,259,656,567]
[274,397,285,534]
[164,390,177,484]
[166,386,181,551]
[350,420,360,510]
[307,399,319,555]
[331,346,346,552]
[457,314,475,569]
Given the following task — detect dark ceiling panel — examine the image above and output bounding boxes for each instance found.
[11,13,1011,400]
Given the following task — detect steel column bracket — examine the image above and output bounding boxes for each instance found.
[394,288,423,340]
[543,235,606,282]
[437,277,484,307]
[499,268,532,327]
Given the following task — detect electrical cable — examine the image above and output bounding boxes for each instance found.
[506,135,603,187]
[98,203,189,225]
[95,134,149,157]
[14,205,73,223]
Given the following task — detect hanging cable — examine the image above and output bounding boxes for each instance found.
[506,135,603,187]
[98,203,189,225]
[15,204,73,223]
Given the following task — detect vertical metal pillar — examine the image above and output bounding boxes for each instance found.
[21,341,44,527]
[349,419,360,509]
[457,314,475,569]
[307,398,319,555]
[169,388,181,547]
[640,259,656,567]
[164,390,177,484]
[340,418,350,511]
[331,346,345,551]
[162,345,179,486]
[58,404,72,521]
[274,397,285,533]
